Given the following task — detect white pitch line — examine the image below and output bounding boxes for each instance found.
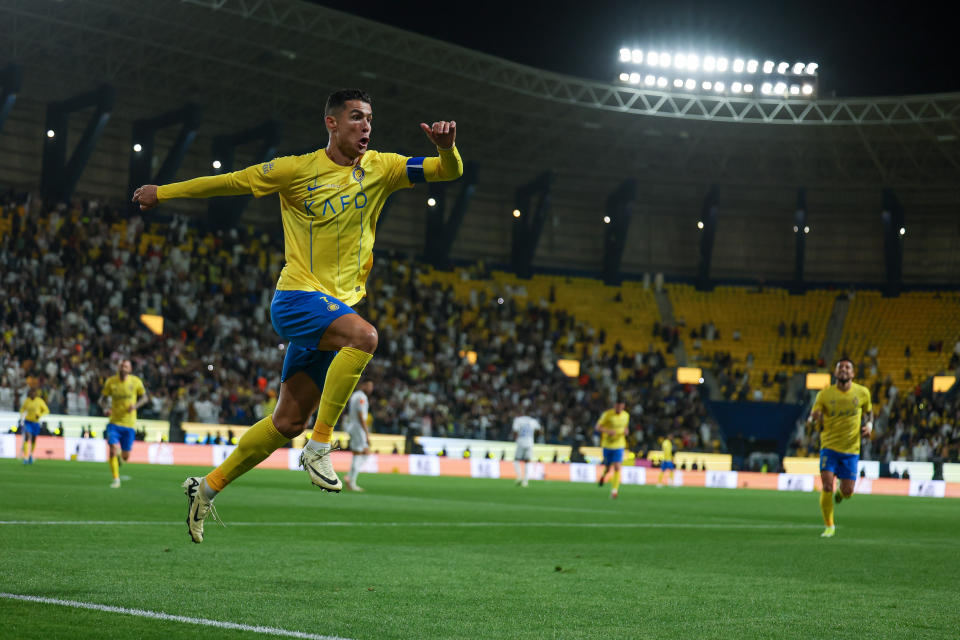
[0,520,819,529]
[0,592,352,640]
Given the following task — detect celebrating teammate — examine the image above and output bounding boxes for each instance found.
[343,379,374,492]
[808,358,873,538]
[133,89,462,543]
[18,388,49,464]
[595,399,629,498]
[511,413,542,487]
[99,359,149,488]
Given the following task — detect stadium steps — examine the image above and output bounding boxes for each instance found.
[818,294,850,365]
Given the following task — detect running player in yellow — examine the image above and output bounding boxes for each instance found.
[595,399,629,499]
[133,89,463,543]
[99,359,149,488]
[19,388,49,464]
[807,358,872,538]
[657,434,676,487]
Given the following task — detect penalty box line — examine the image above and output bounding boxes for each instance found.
[0,592,352,640]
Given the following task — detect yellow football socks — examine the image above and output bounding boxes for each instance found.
[820,490,835,526]
[205,416,289,492]
[22,439,30,458]
[612,469,621,491]
[310,347,373,444]
[109,456,120,480]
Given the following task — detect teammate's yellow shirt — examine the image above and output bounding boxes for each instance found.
[597,409,629,449]
[662,437,674,462]
[21,397,49,422]
[813,383,872,454]
[158,146,462,306]
[102,375,146,428]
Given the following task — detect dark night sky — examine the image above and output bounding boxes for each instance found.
[315,0,959,98]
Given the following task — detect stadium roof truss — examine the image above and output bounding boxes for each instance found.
[2,0,960,188]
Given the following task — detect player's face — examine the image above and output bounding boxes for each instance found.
[119,360,132,376]
[615,402,625,413]
[331,100,372,158]
[835,360,854,382]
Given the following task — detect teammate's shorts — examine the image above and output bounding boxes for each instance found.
[346,425,369,452]
[820,447,859,480]
[515,444,534,462]
[661,460,676,471]
[271,290,356,389]
[106,423,136,451]
[22,420,41,437]
[602,447,624,465]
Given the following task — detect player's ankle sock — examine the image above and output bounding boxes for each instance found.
[109,456,120,479]
[199,477,218,500]
[820,490,835,526]
[513,460,522,479]
[205,416,289,492]
[315,347,373,433]
[22,440,29,457]
[612,470,621,491]
[308,422,334,446]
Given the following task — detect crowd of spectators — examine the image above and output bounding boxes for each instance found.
[0,190,718,453]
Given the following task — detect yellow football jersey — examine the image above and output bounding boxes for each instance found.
[813,383,872,454]
[597,409,629,449]
[21,396,50,422]
[662,437,674,462]
[102,375,146,428]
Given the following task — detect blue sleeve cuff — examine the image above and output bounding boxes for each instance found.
[406,156,426,183]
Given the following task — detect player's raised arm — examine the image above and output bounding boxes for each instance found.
[415,120,463,182]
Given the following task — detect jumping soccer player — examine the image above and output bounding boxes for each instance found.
[99,359,148,488]
[343,379,374,492]
[511,413,541,487]
[807,358,872,538]
[657,434,676,487]
[133,89,462,543]
[595,399,629,498]
[19,388,49,464]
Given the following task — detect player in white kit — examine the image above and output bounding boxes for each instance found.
[343,380,374,491]
[511,414,541,487]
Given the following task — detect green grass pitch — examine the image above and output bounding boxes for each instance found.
[1,459,958,639]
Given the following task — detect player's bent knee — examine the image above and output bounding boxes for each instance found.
[352,324,378,353]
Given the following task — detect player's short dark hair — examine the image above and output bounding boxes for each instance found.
[325,89,372,116]
[836,357,855,369]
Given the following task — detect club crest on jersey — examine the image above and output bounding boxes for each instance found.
[852,396,859,405]
[327,302,340,311]
[352,166,365,183]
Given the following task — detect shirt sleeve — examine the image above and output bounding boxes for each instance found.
[242,156,300,198]
[357,396,368,424]
[385,145,464,192]
[39,399,49,415]
[812,391,825,415]
[136,378,147,397]
[862,388,872,413]
[157,171,254,201]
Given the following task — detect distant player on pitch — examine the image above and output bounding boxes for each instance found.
[343,379,374,491]
[657,433,676,487]
[595,399,629,498]
[511,413,541,487]
[99,358,148,488]
[808,358,872,538]
[19,388,49,464]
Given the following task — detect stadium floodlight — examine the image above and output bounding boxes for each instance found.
[132,143,142,152]
[761,82,773,95]
[675,53,687,69]
[632,49,643,63]
[687,54,699,70]
[657,76,668,87]
[660,52,672,67]
[802,84,814,95]
[804,225,810,234]
[46,129,55,138]
[733,58,745,72]
[899,226,906,236]
[620,48,631,62]
[763,60,774,73]
[673,78,683,88]
[427,197,437,207]
[603,215,611,224]
[703,56,716,71]
[645,74,656,86]
[207,364,214,371]
[790,85,800,95]
[744,83,754,93]
[716,57,729,71]
[731,81,743,93]
[805,62,818,75]
[648,51,660,66]
[747,59,759,73]
[619,72,629,82]
[685,78,696,90]
[212,160,222,169]
[629,72,641,84]
[774,81,787,94]
[697,220,704,229]
[702,80,713,90]
[512,209,521,218]
[792,62,804,74]
[777,61,789,74]
[793,225,799,232]
[714,81,725,92]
